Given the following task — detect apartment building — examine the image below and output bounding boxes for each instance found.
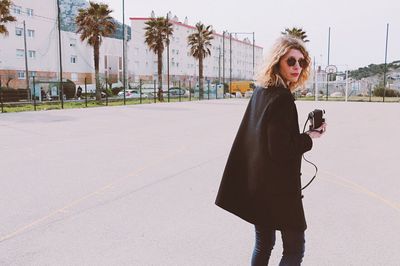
[129,14,264,84]
[0,2,263,91]
[0,0,126,91]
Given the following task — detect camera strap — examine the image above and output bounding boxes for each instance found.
[301,118,318,190]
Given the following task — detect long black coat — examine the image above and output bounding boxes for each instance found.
[215,85,313,231]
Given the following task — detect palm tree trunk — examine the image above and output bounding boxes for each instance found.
[157,49,164,101]
[199,57,204,100]
[94,42,101,101]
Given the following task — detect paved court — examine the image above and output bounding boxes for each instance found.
[0,99,399,265]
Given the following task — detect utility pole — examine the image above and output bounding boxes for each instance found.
[222,31,225,85]
[56,0,64,108]
[218,45,221,84]
[23,21,29,96]
[166,12,170,102]
[383,23,389,102]
[252,32,255,81]
[229,33,232,98]
[326,26,331,101]
[122,0,126,105]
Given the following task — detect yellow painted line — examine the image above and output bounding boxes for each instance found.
[319,170,400,213]
[0,145,186,243]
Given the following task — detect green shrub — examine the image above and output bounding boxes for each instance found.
[373,86,400,97]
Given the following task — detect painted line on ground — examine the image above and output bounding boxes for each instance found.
[319,170,400,213]
[0,145,187,243]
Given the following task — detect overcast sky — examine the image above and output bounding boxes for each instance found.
[102,0,399,70]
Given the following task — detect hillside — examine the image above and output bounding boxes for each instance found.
[60,0,131,40]
[349,60,400,80]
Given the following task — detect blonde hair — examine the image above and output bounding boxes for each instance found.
[256,35,311,92]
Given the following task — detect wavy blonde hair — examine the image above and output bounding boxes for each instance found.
[256,35,311,92]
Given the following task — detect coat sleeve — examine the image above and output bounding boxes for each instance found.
[266,92,312,162]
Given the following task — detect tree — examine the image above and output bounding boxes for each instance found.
[76,1,116,101]
[188,22,214,99]
[144,16,173,101]
[0,0,16,36]
[281,27,309,42]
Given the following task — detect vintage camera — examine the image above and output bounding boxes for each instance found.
[308,109,325,132]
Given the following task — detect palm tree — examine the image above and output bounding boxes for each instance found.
[282,27,309,42]
[0,0,16,36]
[144,16,173,101]
[188,22,214,99]
[76,1,116,101]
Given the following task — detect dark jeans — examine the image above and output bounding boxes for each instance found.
[251,225,305,266]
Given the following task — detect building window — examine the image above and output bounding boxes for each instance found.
[29,71,36,77]
[17,71,25,79]
[27,29,35,37]
[16,49,24,58]
[28,50,36,59]
[13,5,22,14]
[71,73,78,81]
[119,57,122,70]
[69,38,76,47]
[26,8,33,16]
[15,27,23,36]
[70,55,77,64]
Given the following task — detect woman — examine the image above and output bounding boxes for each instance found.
[215,35,326,265]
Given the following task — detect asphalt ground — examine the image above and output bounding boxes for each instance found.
[0,99,399,265]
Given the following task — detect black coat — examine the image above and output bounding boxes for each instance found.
[215,86,313,231]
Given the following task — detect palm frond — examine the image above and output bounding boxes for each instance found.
[282,27,309,42]
[0,0,16,35]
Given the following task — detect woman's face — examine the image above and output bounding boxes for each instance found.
[278,49,306,84]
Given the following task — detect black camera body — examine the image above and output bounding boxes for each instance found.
[308,109,325,132]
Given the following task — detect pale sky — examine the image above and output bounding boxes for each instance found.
[102,0,399,71]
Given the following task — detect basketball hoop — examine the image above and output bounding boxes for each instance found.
[325,65,337,74]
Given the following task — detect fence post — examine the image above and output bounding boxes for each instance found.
[216,81,218,100]
[153,80,156,103]
[139,79,142,104]
[85,77,88,107]
[168,80,170,103]
[105,78,108,106]
[207,80,210,100]
[0,77,3,113]
[33,76,36,111]
[179,80,181,102]
[189,80,192,101]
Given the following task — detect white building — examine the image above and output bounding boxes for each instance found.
[0,0,126,91]
[0,2,263,91]
[129,15,263,84]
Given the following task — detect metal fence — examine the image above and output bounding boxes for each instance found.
[1,74,399,113]
[296,78,400,103]
[0,76,235,113]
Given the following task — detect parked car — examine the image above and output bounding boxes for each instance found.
[244,90,253,98]
[163,87,187,97]
[330,91,343,97]
[118,90,148,99]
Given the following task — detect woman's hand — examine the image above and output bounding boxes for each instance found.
[306,122,327,139]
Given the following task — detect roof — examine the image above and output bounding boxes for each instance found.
[130,17,263,49]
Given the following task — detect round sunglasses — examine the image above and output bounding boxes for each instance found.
[286,57,308,68]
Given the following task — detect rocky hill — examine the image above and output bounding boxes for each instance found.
[60,0,131,40]
[349,60,400,80]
